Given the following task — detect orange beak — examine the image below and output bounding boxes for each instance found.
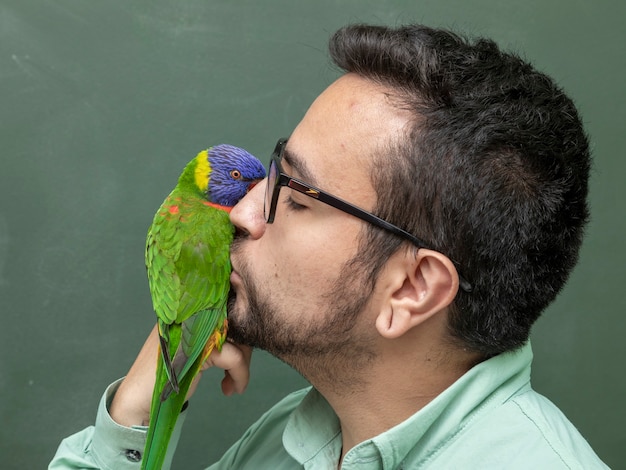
[247,179,262,192]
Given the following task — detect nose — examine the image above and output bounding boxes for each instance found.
[230,177,267,239]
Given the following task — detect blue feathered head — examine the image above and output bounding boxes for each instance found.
[206,144,266,207]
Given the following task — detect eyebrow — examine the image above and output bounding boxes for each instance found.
[281,145,320,187]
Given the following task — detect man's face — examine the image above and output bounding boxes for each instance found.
[227,74,410,380]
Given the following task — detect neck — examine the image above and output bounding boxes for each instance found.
[305,335,481,464]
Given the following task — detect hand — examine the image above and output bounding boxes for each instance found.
[109,325,252,427]
[190,338,253,398]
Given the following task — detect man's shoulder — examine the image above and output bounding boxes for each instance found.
[426,387,608,469]
[504,388,602,461]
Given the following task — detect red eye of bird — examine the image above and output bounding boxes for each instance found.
[230,170,242,180]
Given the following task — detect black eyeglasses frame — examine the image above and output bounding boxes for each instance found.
[264,138,472,293]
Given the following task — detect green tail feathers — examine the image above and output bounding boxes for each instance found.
[141,353,195,470]
[142,313,227,469]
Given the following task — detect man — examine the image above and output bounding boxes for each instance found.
[51,24,608,468]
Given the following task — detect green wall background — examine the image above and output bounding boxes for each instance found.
[1,1,623,468]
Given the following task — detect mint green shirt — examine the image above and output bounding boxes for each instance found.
[50,343,608,469]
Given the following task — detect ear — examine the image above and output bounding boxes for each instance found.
[375,248,460,339]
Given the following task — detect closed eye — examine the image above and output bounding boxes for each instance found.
[285,196,306,211]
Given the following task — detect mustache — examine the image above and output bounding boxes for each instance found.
[230,231,246,257]
[229,234,250,289]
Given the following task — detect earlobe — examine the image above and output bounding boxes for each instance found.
[376,304,413,339]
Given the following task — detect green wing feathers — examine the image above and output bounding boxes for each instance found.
[162,304,228,401]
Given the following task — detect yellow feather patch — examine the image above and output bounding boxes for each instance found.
[194,149,211,192]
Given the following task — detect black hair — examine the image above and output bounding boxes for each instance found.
[330,24,591,357]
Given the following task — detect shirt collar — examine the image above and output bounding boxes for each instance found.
[283,342,533,469]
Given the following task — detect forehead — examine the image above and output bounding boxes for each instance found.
[285,74,410,204]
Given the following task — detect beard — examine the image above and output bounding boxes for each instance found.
[227,239,378,392]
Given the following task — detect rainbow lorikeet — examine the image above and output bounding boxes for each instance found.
[141,144,265,469]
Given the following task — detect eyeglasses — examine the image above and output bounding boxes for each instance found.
[264,138,472,293]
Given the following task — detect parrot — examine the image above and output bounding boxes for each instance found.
[141,144,266,470]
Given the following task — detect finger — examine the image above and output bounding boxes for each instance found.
[209,343,253,396]
[186,343,252,399]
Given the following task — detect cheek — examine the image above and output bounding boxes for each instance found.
[261,216,363,309]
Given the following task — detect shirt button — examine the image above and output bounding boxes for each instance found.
[125,449,142,462]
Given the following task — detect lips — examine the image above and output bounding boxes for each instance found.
[230,266,242,288]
